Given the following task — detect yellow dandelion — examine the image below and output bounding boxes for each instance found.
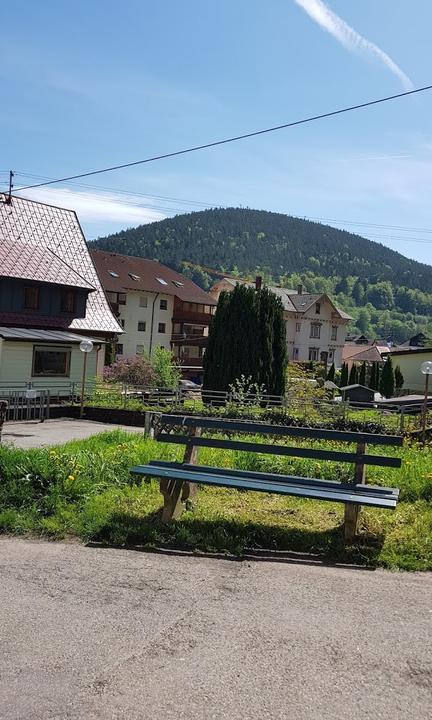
[67,475,75,481]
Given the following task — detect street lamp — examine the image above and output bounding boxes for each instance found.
[420,361,432,443]
[79,339,93,419]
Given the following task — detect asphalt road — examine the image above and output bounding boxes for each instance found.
[1,538,431,720]
[1,419,144,449]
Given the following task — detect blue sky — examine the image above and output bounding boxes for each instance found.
[1,0,432,266]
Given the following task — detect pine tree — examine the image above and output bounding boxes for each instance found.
[326,363,335,381]
[203,284,287,394]
[359,362,366,386]
[348,364,358,385]
[340,362,349,387]
[380,357,395,398]
[394,365,404,391]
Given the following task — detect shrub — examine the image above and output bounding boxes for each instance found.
[151,347,181,389]
[103,355,156,386]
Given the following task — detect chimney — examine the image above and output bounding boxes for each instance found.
[297,283,303,295]
[255,275,262,290]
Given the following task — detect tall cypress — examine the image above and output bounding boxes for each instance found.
[348,364,358,385]
[203,284,287,394]
[380,356,395,398]
[327,363,335,381]
[359,362,366,386]
[340,362,349,387]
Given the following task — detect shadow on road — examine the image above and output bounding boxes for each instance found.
[87,508,384,570]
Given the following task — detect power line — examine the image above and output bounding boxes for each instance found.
[12,83,432,192]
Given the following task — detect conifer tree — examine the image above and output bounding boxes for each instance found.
[340,362,349,387]
[395,365,404,391]
[359,362,367,386]
[348,364,358,385]
[203,284,287,394]
[380,356,395,398]
[326,363,335,381]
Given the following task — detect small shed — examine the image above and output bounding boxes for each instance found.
[339,384,375,404]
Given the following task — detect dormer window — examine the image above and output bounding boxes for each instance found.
[61,289,75,313]
[315,302,321,314]
[24,286,39,310]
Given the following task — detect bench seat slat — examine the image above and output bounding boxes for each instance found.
[148,460,400,499]
[130,464,398,508]
[157,434,402,469]
[157,414,403,447]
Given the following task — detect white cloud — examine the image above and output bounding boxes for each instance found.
[17,187,167,225]
[293,0,414,90]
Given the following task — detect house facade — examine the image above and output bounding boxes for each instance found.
[210,278,351,368]
[384,347,432,393]
[0,195,122,387]
[91,250,216,380]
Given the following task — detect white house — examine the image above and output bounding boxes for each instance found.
[210,278,351,367]
[91,250,217,380]
[0,195,122,388]
[384,347,432,393]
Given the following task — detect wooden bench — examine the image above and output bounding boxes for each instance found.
[130,415,403,541]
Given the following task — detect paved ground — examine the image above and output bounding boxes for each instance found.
[1,419,145,448]
[1,538,431,720]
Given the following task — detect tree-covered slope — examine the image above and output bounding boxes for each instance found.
[92,207,432,292]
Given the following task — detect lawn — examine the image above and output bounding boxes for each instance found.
[0,430,431,570]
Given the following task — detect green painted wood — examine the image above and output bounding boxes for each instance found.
[157,414,403,446]
[148,460,400,499]
[129,464,398,508]
[156,434,402,468]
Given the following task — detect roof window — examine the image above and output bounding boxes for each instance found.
[109,271,119,278]
[129,273,141,281]
[156,277,168,285]
[172,280,184,287]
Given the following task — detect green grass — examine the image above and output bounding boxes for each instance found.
[0,430,431,570]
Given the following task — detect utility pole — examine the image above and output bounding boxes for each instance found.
[6,171,14,204]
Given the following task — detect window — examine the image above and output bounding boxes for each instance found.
[138,321,146,332]
[310,323,321,339]
[106,291,117,304]
[108,271,119,278]
[24,286,39,310]
[32,346,71,377]
[60,289,75,313]
[160,299,168,310]
[308,347,319,362]
[139,295,148,308]
[295,322,301,333]
[293,348,299,360]
[328,349,334,361]
[158,322,166,333]
[331,326,337,341]
[119,318,126,329]
[172,280,184,288]
[115,343,123,354]
[118,293,127,305]
[156,277,168,286]
[136,344,144,354]
[129,273,141,281]
[315,302,321,314]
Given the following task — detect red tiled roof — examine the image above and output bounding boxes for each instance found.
[0,238,95,290]
[0,196,122,334]
[90,250,217,305]
[0,312,72,329]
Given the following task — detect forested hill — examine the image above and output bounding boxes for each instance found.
[92,207,432,293]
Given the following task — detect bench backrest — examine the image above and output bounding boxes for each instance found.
[154,414,403,475]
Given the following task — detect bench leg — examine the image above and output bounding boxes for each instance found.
[160,478,185,522]
[344,503,360,542]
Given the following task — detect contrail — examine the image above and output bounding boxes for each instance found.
[293,0,414,90]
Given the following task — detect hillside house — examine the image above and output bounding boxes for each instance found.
[0,195,122,387]
[91,250,217,381]
[210,278,351,367]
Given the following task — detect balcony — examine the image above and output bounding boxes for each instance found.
[172,309,213,325]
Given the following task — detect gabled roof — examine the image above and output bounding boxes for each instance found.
[0,238,95,290]
[344,345,385,363]
[90,249,217,306]
[213,278,351,319]
[0,196,122,334]
[340,384,373,391]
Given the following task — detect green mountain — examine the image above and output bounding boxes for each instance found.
[91,207,432,342]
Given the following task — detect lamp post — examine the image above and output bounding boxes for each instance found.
[79,339,93,419]
[420,361,432,443]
